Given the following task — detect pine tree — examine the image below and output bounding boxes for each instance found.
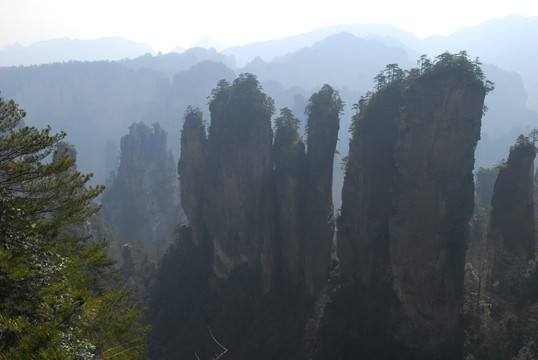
[0,96,148,359]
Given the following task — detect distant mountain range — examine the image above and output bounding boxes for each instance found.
[0,37,155,66]
[0,14,537,197]
[2,15,535,108]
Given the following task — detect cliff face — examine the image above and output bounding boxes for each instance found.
[162,75,340,359]
[303,85,342,295]
[188,75,276,288]
[389,72,484,355]
[488,139,535,302]
[272,108,307,286]
[336,56,487,359]
[102,122,183,255]
[338,84,402,286]
[178,76,341,294]
[177,108,207,248]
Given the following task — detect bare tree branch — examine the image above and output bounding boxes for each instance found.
[208,327,228,360]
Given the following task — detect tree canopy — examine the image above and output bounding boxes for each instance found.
[0,96,148,359]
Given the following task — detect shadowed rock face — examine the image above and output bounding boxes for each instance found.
[338,83,402,287]
[103,122,183,256]
[203,75,276,288]
[178,108,208,249]
[389,73,484,355]
[167,78,341,360]
[179,76,341,295]
[303,85,342,295]
[488,139,535,304]
[337,58,487,358]
[272,108,307,286]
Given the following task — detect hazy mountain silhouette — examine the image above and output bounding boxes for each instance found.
[476,64,538,168]
[1,14,537,190]
[225,15,538,110]
[223,23,420,67]
[0,37,154,66]
[193,35,229,52]
[418,15,538,110]
[120,47,235,79]
[242,32,412,92]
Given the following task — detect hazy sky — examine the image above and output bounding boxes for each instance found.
[1,0,537,52]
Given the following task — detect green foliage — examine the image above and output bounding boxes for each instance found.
[351,51,494,139]
[207,73,275,143]
[305,84,343,119]
[0,96,148,359]
[304,84,343,146]
[184,105,205,129]
[209,73,274,122]
[373,64,406,91]
[430,51,494,93]
[274,107,301,135]
[513,132,536,151]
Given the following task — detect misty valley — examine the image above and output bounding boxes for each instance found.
[2,20,538,360]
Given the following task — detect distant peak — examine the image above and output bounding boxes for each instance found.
[193,35,229,52]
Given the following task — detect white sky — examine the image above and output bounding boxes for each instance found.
[1,0,537,52]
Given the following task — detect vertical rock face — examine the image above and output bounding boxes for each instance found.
[102,122,183,255]
[168,75,341,359]
[178,108,207,248]
[338,84,402,286]
[204,75,275,285]
[178,76,341,295]
[180,75,277,289]
[488,138,535,301]
[303,85,342,295]
[273,108,307,286]
[389,72,484,355]
[337,55,488,358]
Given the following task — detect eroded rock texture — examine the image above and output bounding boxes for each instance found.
[488,138,535,306]
[178,76,341,295]
[338,83,402,287]
[162,75,340,359]
[303,85,342,295]
[177,108,207,248]
[102,122,183,256]
[336,56,487,359]
[272,108,307,286]
[389,70,484,356]
[181,75,276,290]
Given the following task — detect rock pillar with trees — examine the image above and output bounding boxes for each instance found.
[333,53,490,360]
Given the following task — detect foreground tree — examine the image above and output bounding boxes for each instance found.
[0,96,148,359]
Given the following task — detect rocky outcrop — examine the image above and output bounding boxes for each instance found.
[389,69,484,357]
[182,75,276,289]
[164,75,340,359]
[338,83,402,286]
[336,54,488,359]
[102,122,183,256]
[303,85,342,295]
[272,108,307,286]
[178,75,341,295]
[177,108,208,249]
[488,137,535,304]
